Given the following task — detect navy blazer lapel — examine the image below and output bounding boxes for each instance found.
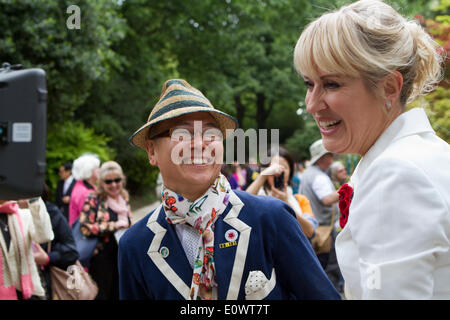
[146,204,192,299]
[215,191,251,300]
[215,208,238,300]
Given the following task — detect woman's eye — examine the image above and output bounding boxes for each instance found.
[324,81,340,89]
[304,80,314,88]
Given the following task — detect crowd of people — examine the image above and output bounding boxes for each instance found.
[0,154,133,300]
[1,0,449,300]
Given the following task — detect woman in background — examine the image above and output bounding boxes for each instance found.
[68,153,101,227]
[79,161,132,300]
[329,161,349,190]
[33,184,79,300]
[246,147,318,239]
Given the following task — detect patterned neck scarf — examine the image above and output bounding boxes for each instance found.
[161,174,231,300]
[0,201,34,300]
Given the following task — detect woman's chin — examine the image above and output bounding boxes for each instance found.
[322,136,349,154]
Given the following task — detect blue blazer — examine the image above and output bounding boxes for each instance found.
[118,190,341,300]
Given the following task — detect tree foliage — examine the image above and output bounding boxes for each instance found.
[1,0,447,197]
[46,121,114,193]
[409,0,450,143]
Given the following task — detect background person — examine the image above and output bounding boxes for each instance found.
[294,0,450,299]
[221,164,241,190]
[0,198,54,300]
[33,184,79,300]
[68,153,100,227]
[329,161,349,190]
[55,161,76,221]
[299,139,342,292]
[243,158,260,190]
[79,161,132,300]
[246,146,318,239]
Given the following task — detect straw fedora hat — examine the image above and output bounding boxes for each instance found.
[309,139,332,164]
[129,79,238,150]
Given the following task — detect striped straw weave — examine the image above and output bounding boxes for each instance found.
[129,79,238,150]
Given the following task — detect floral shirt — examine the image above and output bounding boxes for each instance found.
[79,193,131,252]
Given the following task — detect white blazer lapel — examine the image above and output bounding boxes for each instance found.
[146,204,191,300]
[223,191,252,300]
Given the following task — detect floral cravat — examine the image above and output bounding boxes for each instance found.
[161,174,231,300]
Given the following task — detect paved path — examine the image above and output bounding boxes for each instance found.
[132,201,161,223]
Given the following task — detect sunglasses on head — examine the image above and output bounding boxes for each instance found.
[104,178,122,185]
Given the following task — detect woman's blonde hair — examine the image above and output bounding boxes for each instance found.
[96,160,129,201]
[294,0,444,105]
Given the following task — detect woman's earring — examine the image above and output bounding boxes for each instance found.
[386,101,392,109]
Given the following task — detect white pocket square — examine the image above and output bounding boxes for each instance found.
[244,268,276,300]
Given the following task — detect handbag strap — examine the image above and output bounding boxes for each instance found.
[329,202,336,227]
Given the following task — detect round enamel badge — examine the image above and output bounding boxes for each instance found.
[225,229,238,242]
[159,246,169,258]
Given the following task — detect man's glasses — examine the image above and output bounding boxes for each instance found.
[152,126,222,142]
[104,178,122,185]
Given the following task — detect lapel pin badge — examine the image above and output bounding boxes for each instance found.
[225,229,238,242]
[219,241,237,249]
[159,246,169,258]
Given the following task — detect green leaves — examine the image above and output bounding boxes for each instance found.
[2,0,445,198]
[45,121,114,194]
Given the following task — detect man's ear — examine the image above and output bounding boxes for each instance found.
[382,71,403,106]
[145,139,158,166]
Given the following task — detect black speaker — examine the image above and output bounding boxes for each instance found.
[0,63,47,200]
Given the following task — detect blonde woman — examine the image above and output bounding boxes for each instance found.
[80,161,132,300]
[294,0,450,299]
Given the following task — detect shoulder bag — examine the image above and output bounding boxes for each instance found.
[311,204,335,254]
[47,242,98,300]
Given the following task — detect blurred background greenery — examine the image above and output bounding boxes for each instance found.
[1,0,448,207]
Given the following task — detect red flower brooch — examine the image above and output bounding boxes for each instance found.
[337,183,354,229]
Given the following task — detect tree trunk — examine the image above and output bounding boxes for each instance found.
[234,95,245,128]
[256,92,267,129]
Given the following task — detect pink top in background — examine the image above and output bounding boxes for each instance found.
[68,180,95,227]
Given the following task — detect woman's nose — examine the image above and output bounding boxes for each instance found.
[305,86,326,114]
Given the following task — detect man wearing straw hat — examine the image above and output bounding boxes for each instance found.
[118,79,340,300]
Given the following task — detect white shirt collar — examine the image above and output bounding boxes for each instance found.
[351,108,434,187]
[63,175,74,194]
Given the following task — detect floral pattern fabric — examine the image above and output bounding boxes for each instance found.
[79,193,131,254]
[162,174,231,300]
